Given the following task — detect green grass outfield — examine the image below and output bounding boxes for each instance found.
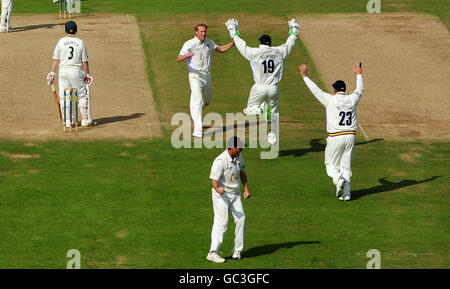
[1,0,448,268]
[1,140,448,268]
[15,0,450,28]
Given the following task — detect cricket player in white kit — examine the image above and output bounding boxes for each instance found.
[46,21,96,128]
[0,0,13,32]
[300,63,364,201]
[225,18,299,145]
[207,137,251,263]
[178,24,234,138]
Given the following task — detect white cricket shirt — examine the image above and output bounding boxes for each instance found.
[234,35,297,86]
[210,150,246,194]
[303,75,364,135]
[179,36,217,72]
[53,35,88,69]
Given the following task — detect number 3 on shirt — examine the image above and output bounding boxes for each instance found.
[68,46,74,60]
[339,111,352,126]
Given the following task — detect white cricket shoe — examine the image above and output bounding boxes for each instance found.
[206,252,225,263]
[53,0,59,3]
[192,132,203,138]
[232,251,241,260]
[81,120,98,127]
[336,174,346,197]
[267,132,277,145]
[0,25,7,33]
[339,182,351,201]
[243,105,263,116]
[339,194,351,201]
[65,120,72,128]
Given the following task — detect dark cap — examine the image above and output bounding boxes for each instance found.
[227,136,246,149]
[332,80,346,92]
[65,21,78,34]
[258,34,272,46]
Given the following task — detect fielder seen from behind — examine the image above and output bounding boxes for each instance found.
[0,0,13,32]
[207,137,251,263]
[224,18,299,145]
[46,21,97,128]
[300,63,364,201]
[177,23,235,138]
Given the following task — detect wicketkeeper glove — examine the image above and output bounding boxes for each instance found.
[46,72,55,85]
[85,74,93,86]
[225,18,240,39]
[288,18,300,36]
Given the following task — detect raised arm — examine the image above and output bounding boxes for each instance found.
[277,34,297,59]
[225,18,254,61]
[215,41,235,53]
[299,64,330,106]
[352,62,364,100]
[276,18,299,58]
[233,36,256,61]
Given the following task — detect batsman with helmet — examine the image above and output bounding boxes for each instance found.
[46,21,96,128]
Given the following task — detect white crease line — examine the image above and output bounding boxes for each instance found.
[358,123,370,142]
[147,122,153,140]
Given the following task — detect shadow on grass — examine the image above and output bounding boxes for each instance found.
[279,138,383,158]
[238,241,320,259]
[352,176,442,200]
[204,121,265,137]
[13,23,65,33]
[94,113,145,125]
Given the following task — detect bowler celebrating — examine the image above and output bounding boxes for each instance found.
[178,23,234,138]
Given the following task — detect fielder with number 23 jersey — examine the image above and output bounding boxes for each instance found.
[300,63,364,201]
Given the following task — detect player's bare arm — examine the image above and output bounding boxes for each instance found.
[82,61,93,86]
[240,171,250,199]
[353,62,362,75]
[299,64,307,79]
[82,61,90,75]
[215,41,235,53]
[300,64,329,106]
[212,179,224,195]
[177,52,194,62]
[51,59,60,73]
[46,59,60,85]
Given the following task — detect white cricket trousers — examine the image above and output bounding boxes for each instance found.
[247,84,280,135]
[189,71,212,136]
[59,67,90,124]
[209,189,246,253]
[325,134,355,185]
[1,0,13,26]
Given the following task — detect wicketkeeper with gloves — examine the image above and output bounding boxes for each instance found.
[225,18,299,145]
[46,20,97,128]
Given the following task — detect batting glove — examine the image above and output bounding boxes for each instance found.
[46,72,55,85]
[85,74,93,86]
[288,18,300,36]
[225,18,240,39]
